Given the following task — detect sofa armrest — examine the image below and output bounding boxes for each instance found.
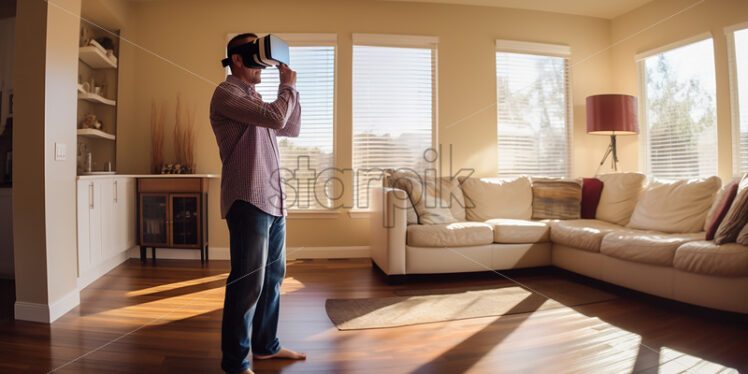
[369,186,408,275]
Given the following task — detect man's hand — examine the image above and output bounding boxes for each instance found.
[279,64,297,86]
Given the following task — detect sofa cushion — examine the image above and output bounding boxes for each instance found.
[601,231,705,266]
[407,222,494,247]
[714,175,748,244]
[530,178,582,220]
[550,219,626,252]
[673,240,748,277]
[484,219,550,244]
[460,177,532,221]
[627,176,721,233]
[581,178,604,219]
[596,172,647,226]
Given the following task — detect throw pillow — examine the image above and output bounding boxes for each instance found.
[460,176,532,221]
[627,176,721,233]
[581,178,604,219]
[390,171,458,225]
[386,169,419,225]
[596,172,647,226]
[737,223,748,245]
[703,177,742,231]
[705,183,739,240]
[714,176,748,244]
[531,178,582,220]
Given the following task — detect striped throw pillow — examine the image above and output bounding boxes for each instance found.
[531,178,582,220]
[714,176,748,245]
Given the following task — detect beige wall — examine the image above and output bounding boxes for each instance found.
[610,0,748,181]
[13,0,81,306]
[117,0,614,248]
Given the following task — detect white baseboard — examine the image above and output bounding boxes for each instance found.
[14,288,80,323]
[77,248,134,290]
[128,246,371,260]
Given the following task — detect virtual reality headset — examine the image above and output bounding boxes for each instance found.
[221,34,290,69]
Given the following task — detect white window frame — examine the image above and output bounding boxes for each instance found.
[725,22,748,177]
[635,32,716,176]
[225,33,339,214]
[494,39,573,177]
[351,34,439,209]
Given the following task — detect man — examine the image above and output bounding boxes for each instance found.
[210,33,306,374]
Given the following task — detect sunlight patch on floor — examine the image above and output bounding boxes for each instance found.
[658,347,738,374]
[281,277,305,295]
[91,287,223,324]
[126,273,229,297]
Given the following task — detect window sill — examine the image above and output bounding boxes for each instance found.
[287,210,341,220]
[347,210,370,219]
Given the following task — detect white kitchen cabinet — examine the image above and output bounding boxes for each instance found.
[76,176,136,288]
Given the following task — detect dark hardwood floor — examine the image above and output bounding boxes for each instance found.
[0,258,746,373]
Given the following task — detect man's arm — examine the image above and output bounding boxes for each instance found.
[211,83,298,130]
[276,84,301,138]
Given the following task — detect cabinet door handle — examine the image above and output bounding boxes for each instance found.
[113,180,118,203]
[89,182,94,209]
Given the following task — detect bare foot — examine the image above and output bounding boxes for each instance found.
[237,369,254,374]
[253,347,307,360]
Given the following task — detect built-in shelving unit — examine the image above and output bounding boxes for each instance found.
[76,20,120,175]
[77,128,116,141]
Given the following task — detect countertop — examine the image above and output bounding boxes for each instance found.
[77,173,220,180]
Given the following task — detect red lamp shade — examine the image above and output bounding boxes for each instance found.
[586,94,639,135]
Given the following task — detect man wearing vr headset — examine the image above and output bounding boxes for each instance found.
[210,33,305,374]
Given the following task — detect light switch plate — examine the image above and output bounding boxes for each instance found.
[55,143,66,161]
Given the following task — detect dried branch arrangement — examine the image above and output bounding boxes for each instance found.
[150,100,166,174]
[172,95,197,174]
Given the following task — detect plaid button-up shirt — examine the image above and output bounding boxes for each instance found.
[210,75,301,218]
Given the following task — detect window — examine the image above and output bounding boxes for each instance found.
[352,34,437,208]
[727,25,748,175]
[252,34,336,209]
[495,40,572,177]
[637,35,718,179]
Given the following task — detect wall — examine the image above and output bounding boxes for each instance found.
[610,0,748,181]
[13,0,81,321]
[118,0,614,249]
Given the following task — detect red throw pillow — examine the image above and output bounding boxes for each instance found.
[581,178,604,219]
[706,183,739,240]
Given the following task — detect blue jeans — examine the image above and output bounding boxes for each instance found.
[221,200,286,373]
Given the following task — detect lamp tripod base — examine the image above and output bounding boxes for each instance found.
[594,135,619,176]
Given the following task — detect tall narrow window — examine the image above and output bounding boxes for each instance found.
[638,36,717,178]
[253,35,336,210]
[352,34,437,208]
[495,41,572,177]
[728,26,748,175]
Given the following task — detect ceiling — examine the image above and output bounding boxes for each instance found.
[381,0,656,19]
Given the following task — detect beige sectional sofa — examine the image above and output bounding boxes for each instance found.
[369,173,748,314]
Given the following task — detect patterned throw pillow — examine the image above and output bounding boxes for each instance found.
[531,178,582,220]
[705,183,738,240]
[389,170,459,225]
[714,176,748,245]
[386,169,419,224]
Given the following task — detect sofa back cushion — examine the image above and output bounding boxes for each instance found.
[627,176,721,233]
[714,175,748,244]
[581,178,604,219]
[705,183,739,240]
[596,172,647,226]
[460,176,532,221]
[530,178,582,220]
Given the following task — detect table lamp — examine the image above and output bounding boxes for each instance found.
[586,94,638,174]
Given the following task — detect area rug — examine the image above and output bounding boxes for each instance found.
[325,278,617,330]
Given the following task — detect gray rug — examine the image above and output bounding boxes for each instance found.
[326,279,617,330]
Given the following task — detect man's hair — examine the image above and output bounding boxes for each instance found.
[226,33,258,69]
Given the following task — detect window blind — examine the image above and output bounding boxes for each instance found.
[255,45,336,209]
[495,51,571,177]
[352,44,435,208]
[639,38,718,179]
[731,28,748,174]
